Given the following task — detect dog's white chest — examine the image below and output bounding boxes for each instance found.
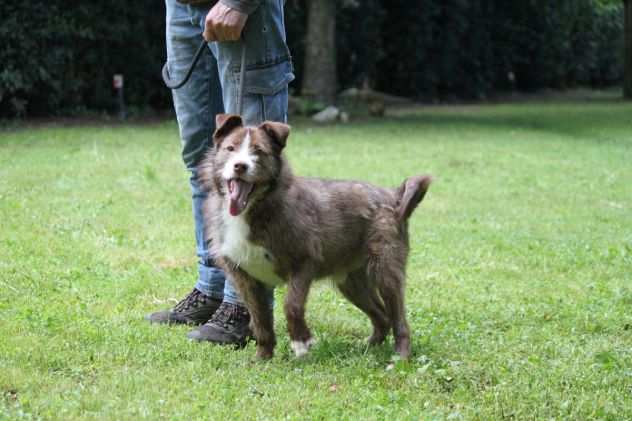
[218,211,284,287]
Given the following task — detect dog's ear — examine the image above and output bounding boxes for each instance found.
[213,114,243,146]
[259,121,290,150]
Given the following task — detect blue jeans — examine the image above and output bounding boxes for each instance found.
[166,0,294,306]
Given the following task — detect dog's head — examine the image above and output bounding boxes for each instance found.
[204,113,290,217]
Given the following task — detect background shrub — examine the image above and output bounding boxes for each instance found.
[0,0,624,117]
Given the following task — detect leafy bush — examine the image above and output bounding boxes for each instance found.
[0,0,624,117]
[0,0,170,118]
[372,0,624,100]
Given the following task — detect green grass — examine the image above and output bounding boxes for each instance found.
[1,100,631,420]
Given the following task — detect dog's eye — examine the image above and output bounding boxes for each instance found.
[252,145,262,154]
[226,145,235,152]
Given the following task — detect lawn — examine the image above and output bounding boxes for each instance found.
[1,99,631,420]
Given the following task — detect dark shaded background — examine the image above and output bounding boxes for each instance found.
[0,0,624,118]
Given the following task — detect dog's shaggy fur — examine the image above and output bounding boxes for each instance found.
[199,114,432,359]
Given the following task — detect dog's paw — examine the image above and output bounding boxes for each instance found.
[290,337,317,358]
[256,346,274,360]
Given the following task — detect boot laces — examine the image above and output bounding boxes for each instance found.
[173,289,208,312]
[208,302,247,328]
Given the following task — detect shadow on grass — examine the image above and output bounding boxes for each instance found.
[272,330,447,369]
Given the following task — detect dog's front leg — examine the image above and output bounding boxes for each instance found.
[222,260,276,359]
[285,267,316,357]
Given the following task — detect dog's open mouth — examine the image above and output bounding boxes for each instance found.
[227,178,254,216]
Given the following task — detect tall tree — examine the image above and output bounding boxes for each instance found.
[625,0,632,98]
[302,0,337,105]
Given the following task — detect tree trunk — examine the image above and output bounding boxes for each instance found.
[625,0,632,99]
[302,0,337,105]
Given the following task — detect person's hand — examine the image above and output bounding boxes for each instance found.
[204,2,248,42]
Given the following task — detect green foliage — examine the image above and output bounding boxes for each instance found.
[373,0,624,99]
[1,98,632,418]
[336,0,385,89]
[0,0,625,117]
[0,0,170,118]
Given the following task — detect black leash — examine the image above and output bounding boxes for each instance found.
[162,40,207,90]
[162,39,247,115]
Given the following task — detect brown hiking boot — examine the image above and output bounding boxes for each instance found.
[145,288,221,325]
[187,302,252,347]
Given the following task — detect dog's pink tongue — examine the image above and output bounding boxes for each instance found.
[228,179,254,216]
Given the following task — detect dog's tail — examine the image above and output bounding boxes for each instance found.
[396,175,432,221]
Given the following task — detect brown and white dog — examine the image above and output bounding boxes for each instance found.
[199,114,432,360]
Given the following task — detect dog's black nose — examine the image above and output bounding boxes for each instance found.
[234,162,248,174]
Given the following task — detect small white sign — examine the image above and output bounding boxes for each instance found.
[113,74,124,89]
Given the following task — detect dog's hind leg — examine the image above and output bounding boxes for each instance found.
[367,213,412,359]
[377,269,410,359]
[285,266,317,357]
[338,269,391,346]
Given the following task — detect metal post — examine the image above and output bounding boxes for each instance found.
[113,74,127,120]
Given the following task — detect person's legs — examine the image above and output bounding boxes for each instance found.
[212,0,293,306]
[200,0,293,307]
[150,0,294,343]
[188,0,294,341]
